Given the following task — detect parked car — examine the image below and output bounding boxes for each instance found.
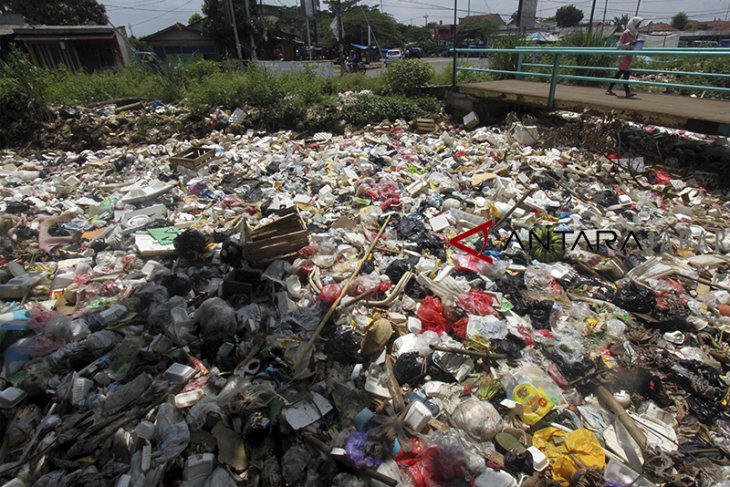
[405,47,423,59]
[384,48,404,66]
[134,51,163,72]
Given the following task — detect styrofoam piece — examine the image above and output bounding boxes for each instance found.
[364,374,391,398]
[114,476,132,487]
[429,214,451,232]
[136,420,156,441]
[510,124,539,146]
[164,363,196,384]
[407,316,422,334]
[283,393,333,430]
[463,111,479,129]
[449,208,485,227]
[687,254,727,268]
[120,204,167,226]
[133,233,176,257]
[120,180,175,204]
[0,387,26,408]
[527,446,549,472]
[6,262,25,277]
[406,180,427,196]
[293,194,312,205]
[174,389,205,408]
[604,458,657,487]
[0,273,43,299]
[404,401,433,432]
[141,442,152,472]
[184,453,215,487]
[72,377,93,406]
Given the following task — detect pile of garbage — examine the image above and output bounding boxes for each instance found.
[1,117,730,487]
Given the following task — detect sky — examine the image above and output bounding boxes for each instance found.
[102,0,730,37]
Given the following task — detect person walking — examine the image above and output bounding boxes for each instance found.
[606,16,643,98]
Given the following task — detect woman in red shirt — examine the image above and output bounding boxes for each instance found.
[606,16,643,98]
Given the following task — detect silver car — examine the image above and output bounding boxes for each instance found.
[384,49,403,67]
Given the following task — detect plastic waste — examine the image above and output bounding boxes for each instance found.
[451,397,503,441]
[532,427,606,486]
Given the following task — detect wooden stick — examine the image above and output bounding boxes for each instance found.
[492,192,530,230]
[429,344,507,360]
[596,385,647,451]
[301,433,398,486]
[385,355,405,414]
[292,215,392,371]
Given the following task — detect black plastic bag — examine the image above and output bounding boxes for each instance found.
[613,281,656,313]
[325,327,365,364]
[529,300,554,330]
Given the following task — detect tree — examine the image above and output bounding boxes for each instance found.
[317,6,403,49]
[188,13,203,25]
[202,0,273,59]
[2,0,108,25]
[613,14,629,30]
[672,12,689,30]
[555,5,584,28]
[455,18,496,45]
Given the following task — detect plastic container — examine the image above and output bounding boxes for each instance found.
[633,39,645,50]
[0,387,26,408]
[404,401,433,432]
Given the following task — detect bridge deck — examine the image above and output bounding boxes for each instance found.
[458,80,730,136]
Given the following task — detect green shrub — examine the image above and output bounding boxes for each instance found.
[0,51,49,142]
[432,61,495,85]
[344,95,439,126]
[560,30,613,85]
[489,35,527,80]
[385,59,435,95]
[45,64,180,104]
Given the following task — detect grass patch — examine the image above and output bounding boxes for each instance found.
[344,95,440,125]
[0,56,441,145]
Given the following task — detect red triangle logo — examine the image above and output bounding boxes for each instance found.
[449,220,494,264]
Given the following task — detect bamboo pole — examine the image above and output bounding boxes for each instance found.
[292,215,392,371]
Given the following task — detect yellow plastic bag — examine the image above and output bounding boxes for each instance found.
[532,427,606,486]
[513,383,553,425]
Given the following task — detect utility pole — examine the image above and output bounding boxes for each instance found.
[226,0,243,61]
[635,0,641,16]
[424,15,429,26]
[467,0,470,17]
[588,0,597,33]
[243,0,257,59]
[602,0,609,26]
[452,0,457,87]
[517,0,524,29]
[337,0,345,76]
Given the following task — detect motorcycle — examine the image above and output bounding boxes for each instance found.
[345,59,367,74]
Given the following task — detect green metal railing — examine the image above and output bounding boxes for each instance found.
[453,46,730,109]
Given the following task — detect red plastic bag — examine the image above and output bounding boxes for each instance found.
[316,283,342,304]
[452,254,490,274]
[457,290,497,316]
[395,438,470,487]
[653,169,672,185]
[298,244,317,259]
[417,296,468,339]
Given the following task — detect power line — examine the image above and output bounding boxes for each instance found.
[128,0,197,26]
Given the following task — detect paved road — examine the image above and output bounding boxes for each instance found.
[365,56,490,76]
[366,56,451,76]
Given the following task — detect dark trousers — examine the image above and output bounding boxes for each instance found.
[608,70,631,94]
